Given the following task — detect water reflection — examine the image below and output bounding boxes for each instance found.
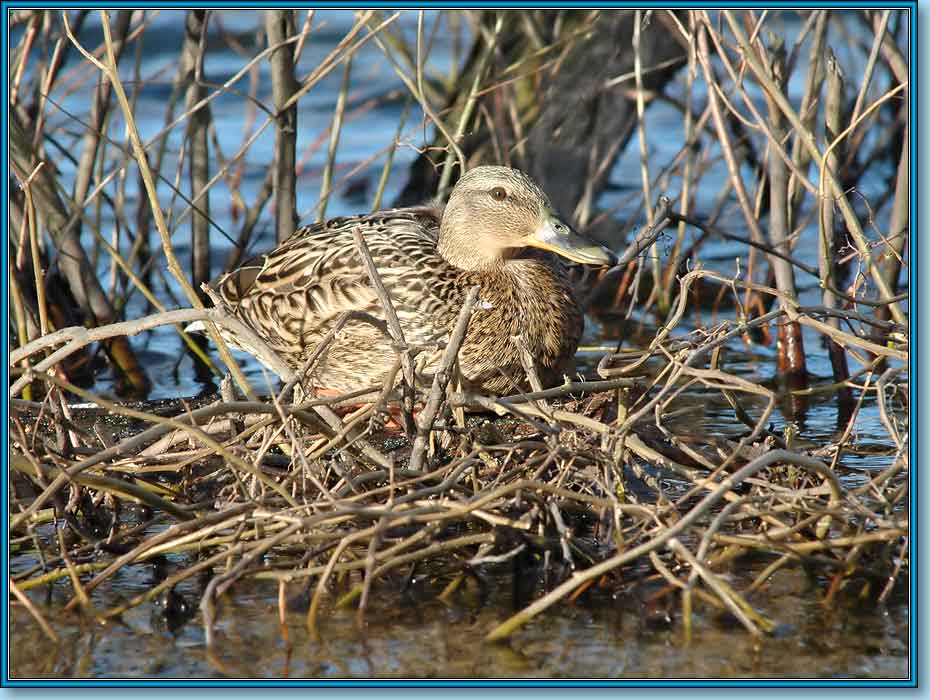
[10,563,907,679]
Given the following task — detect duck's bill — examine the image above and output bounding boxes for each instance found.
[526,217,617,267]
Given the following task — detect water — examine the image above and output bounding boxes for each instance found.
[11,9,909,680]
[9,551,909,679]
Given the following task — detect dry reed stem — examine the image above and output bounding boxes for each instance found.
[718,12,905,324]
[351,229,417,435]
[265,9,299,242]
[63,11,255,401]
[10,578,59,644]
[485,448,844,641]
[317,53,352,222]
[408,286,479,472]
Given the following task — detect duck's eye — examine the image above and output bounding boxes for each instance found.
[490,186,508,201]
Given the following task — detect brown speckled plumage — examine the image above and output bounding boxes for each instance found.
[204,166,614,395]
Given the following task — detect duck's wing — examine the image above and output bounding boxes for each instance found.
[216,206,458,350]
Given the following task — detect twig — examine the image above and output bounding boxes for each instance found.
[10,578,59,644]
[409,286,479,471]
[265,9,299,241]
[351,228,417,436]
[485,449,843,640]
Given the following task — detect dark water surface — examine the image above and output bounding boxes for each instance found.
[10,555,909,679]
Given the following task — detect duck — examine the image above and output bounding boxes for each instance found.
[190,166,616,396]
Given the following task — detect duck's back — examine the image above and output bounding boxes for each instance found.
[215,206,467,392]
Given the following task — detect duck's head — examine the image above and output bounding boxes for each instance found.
[438,166,617,272]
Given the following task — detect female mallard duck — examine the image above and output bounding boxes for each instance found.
[195,166,615,395]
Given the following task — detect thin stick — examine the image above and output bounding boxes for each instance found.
[317,54,352,222]
[65,10,256,400]
[10,578,58,644]
[351,228,417,435]
[486,449,843,641]
[265,9,299,242]
[718,11,905,324]
[409,286,479,472]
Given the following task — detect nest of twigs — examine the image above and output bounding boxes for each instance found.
[10,279,909,646]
